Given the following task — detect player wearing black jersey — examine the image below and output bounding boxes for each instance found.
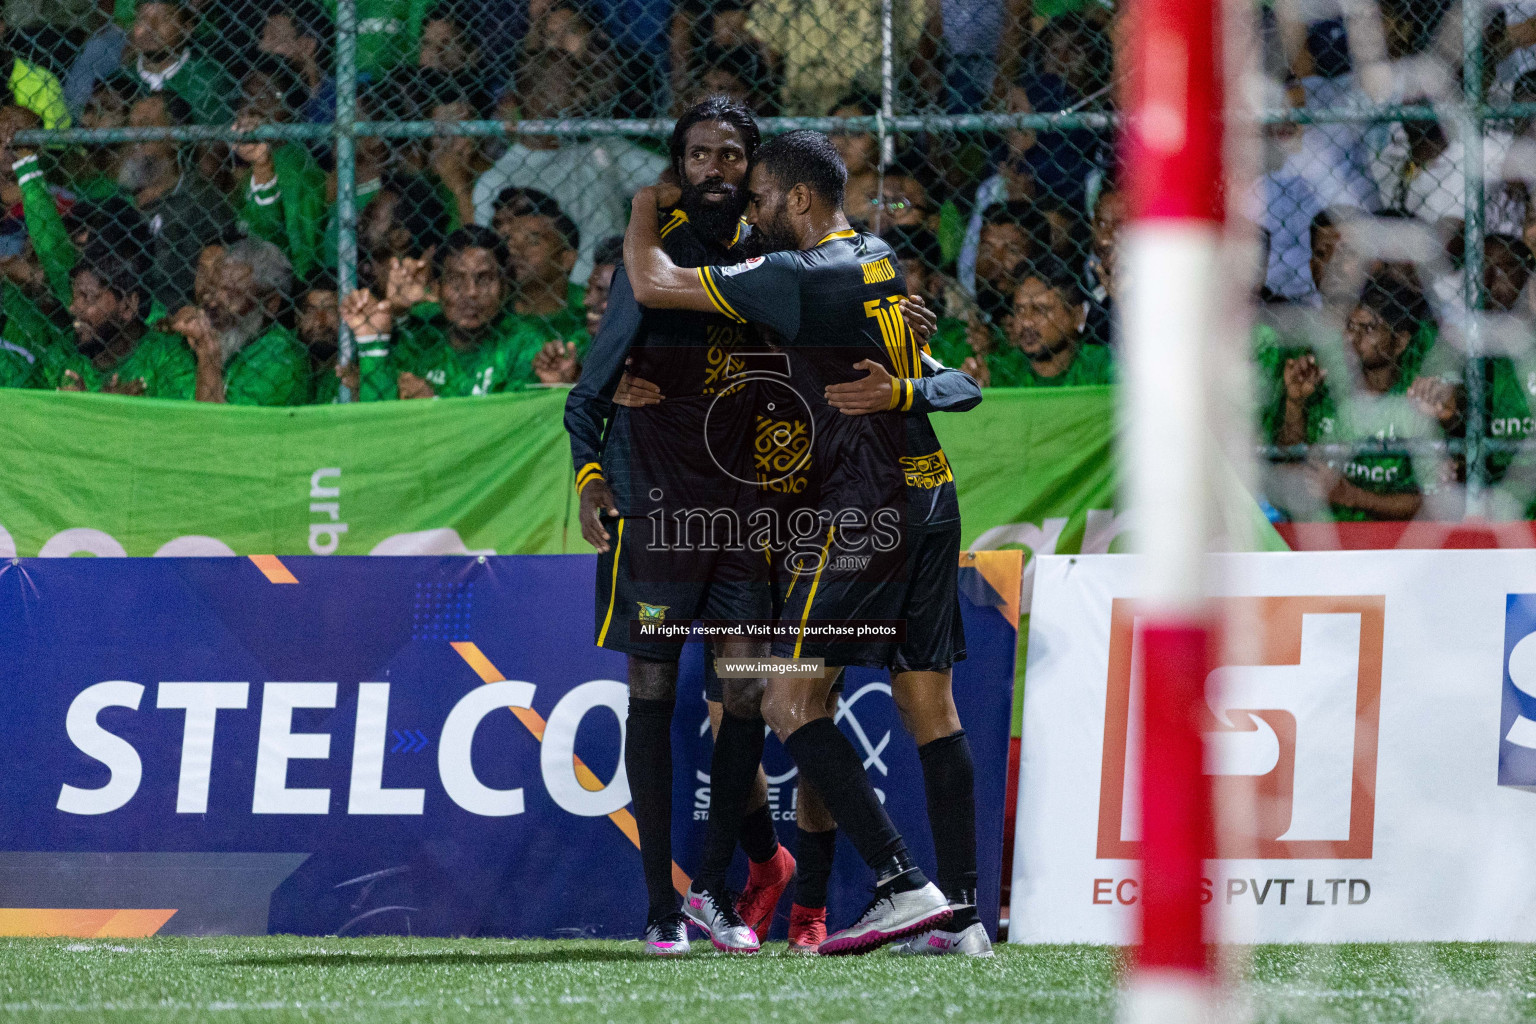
[567,101,942,956]
[623,130,980,955]
[565,97,774,955]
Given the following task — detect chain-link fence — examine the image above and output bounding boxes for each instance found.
[0,0,1534,521]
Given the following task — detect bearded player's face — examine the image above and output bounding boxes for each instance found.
[679,120,751,238]
[745,165,798,253]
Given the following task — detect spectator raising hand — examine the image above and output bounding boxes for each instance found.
[230,112,273,180]
[341,286,394,339]
[384,255,437,314]
[397,371,437,400]
[1408,376,1462,428]
[1276,353,1327,448]
[533,341,580,384]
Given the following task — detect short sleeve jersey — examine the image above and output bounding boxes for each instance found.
[698,230,960,526]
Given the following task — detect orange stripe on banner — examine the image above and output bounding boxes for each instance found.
[0,908,176,937]
[960,549,1025,625]
[450,641,547,739]
[450,642,692,894]
[249,555,299,584]
[95,909,179,937]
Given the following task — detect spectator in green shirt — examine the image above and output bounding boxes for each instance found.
[975,255,1113,387]
[50,244,195,398]
[128,0,237,126]
[341,225,562,399]
[297,283,342,403]
[1268,273,1457,521]
[167,236,310,404]
[1471,235,1536,495]
[324,0,439,78]
[490,187,590,383]
[233,55,328,282]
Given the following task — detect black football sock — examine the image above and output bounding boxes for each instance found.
[793,827,837,909]
[696,710,768,894]
[782,718,912,881]
[625,696,678,920]
[918,730,979,909]
[739,800,780,864]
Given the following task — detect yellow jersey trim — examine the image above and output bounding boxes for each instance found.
[659,209,689,239]
[697,266,746,323]
[816,228,858,247]
[576,463,604,493]
[792,525,837,658]
[596,518,625,646]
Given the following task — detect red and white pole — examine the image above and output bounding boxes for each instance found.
[1119,0,1222,1011]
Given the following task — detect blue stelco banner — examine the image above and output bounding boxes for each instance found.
[0,554,1019,940]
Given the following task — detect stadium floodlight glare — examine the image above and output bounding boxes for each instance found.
[1119,0,1225,1014]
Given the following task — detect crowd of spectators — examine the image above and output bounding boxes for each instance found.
[2,0,1536,520]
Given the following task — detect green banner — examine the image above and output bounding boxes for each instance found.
[0,385,1146,559]
[0,384,1281,734]
[0,382,1281,565]
[0,388,584,559]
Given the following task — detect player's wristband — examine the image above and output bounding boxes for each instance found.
[575,463,605,495]
[888,378,915,412]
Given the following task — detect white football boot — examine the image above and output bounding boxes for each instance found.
[642,912,691,956]
[682,884,760,953]
[890,910,995,958]
[818,869,952,956]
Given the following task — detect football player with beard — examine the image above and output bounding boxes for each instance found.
[623,130,984,957]
[569,98,942,955]
[565,95,786,956]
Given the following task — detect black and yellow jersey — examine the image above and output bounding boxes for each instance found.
[698,230,976,527]
[565,210,758,514]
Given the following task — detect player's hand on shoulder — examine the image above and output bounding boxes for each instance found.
[654,167,683,210]
[824,358,894,415]
[579,477,619,552]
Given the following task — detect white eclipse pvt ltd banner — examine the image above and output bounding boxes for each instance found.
[1011,550,1536,944]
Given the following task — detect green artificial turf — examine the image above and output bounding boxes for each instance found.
[2,938,1535,1023]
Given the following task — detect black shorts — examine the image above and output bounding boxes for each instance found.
[770,521,967,671]
[594,512,772,661]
